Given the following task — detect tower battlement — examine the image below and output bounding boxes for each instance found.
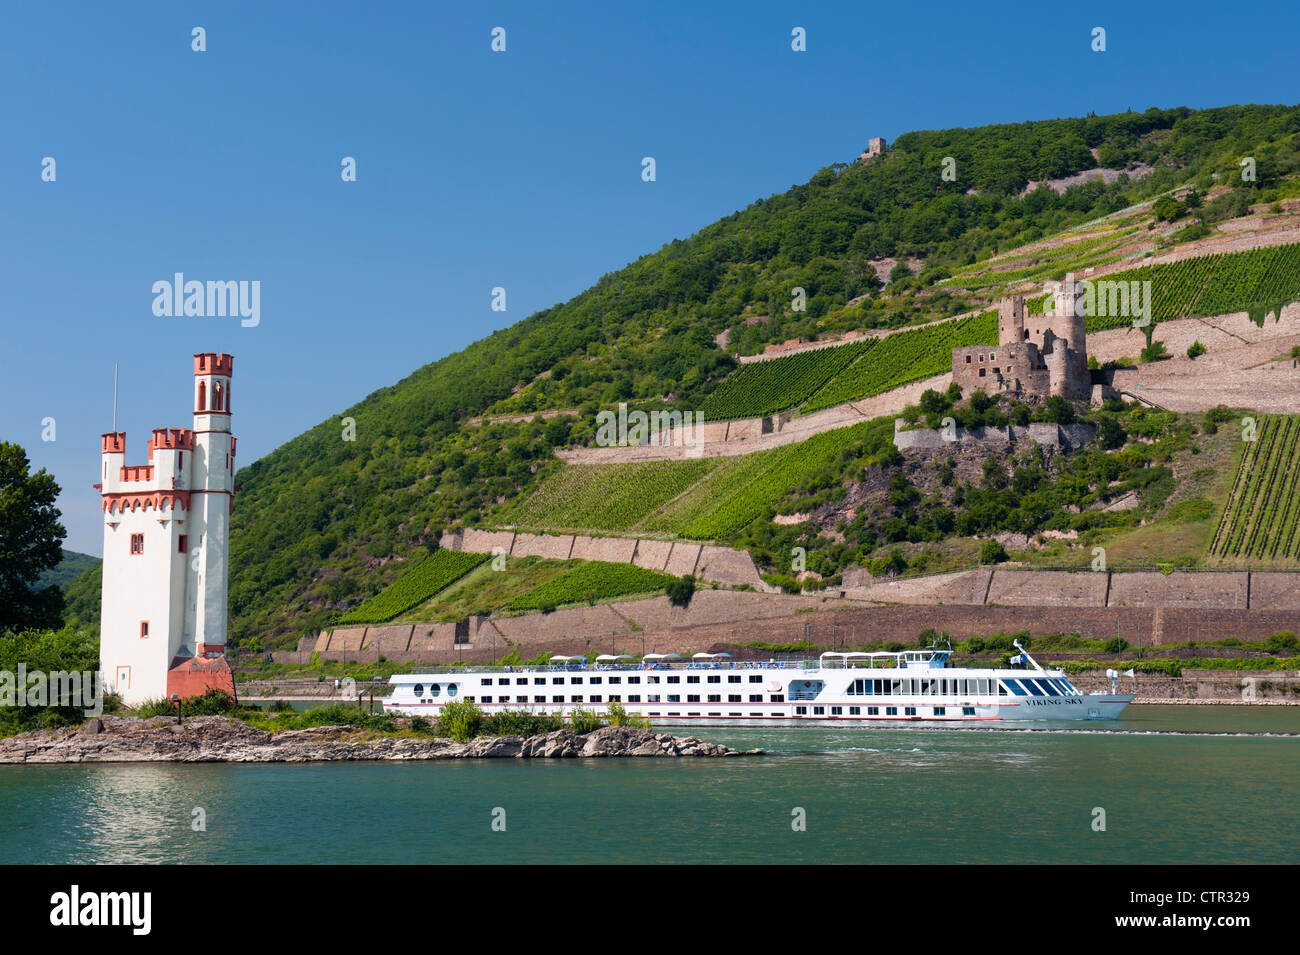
[194,352,233,376]
[148,428,195,456]
[118,465,155,483]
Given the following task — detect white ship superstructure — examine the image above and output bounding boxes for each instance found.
[384,643,1134,724]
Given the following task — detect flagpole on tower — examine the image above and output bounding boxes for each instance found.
[112,363,119,432]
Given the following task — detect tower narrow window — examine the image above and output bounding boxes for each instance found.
[198,380,206,411]
[214,381,224,411]
[130,533,144,555]
[140,621,149,639]
[178,534,187,554]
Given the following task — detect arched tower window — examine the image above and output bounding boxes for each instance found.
[225,383,231,412]
[214,381,224,411]
[198,380,206,411]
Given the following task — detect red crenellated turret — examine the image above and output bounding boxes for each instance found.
[194,353,233,377]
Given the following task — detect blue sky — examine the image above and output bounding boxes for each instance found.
[2,0,1297,555]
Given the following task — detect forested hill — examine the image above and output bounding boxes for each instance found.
[87,104,1300,647]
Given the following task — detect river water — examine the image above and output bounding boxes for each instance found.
[2,705,1296,864]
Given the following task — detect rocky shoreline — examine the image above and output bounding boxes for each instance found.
[0,716,759,764]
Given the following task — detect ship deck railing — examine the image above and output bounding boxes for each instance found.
[388,658,961,678]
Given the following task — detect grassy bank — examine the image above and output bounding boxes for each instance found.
[131,689,648,743]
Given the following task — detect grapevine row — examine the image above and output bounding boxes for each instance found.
[1209,415,1300,562]
[700,338,875,419]
[339,550,490,623]
[802,311,997,412]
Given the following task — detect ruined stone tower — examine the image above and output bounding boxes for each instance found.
[952,279,1090,400]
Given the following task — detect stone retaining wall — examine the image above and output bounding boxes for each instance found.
[985,570,1110,607]
[893,421,1097,452]
[290,603,1299,667]
[439,528,770,590]
[632,539,674,572]
[569,535,637,564]
[306,568,1300,666]
[1108,571,1250,608]
[510,532,574,559]
[842,568,1300,611]
[663,541,702,576]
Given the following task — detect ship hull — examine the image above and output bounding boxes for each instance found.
[384,694,1136,725]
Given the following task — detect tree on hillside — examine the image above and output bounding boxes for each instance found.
[0,442,67,632]
[979,540,1009,565]
[666,574,696,607]
[888,262,912,284]
[1153,196,1185,221]
[1140,339,1168,363]
[1043,395,1076,425]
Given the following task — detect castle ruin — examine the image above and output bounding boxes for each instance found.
[859,137,886,161]
[951,282,1090,400]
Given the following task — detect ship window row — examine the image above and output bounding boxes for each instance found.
[476,674,768,686]
[793,705,977,718]
[643,712,786,717]
[1001,677,1077,697]
[479,676,644,685]
[846,678,997,696]
[468,693,782,705]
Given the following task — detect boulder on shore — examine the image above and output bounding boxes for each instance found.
[0,716,759,764]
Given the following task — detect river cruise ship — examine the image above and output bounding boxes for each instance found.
[384,642,1134,725]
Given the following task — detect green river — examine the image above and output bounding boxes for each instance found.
[1,705,1296,864]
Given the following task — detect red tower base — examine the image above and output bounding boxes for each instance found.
[166,653,235,699]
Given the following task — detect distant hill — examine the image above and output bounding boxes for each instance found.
[61,561,101,634]
[38,551,99,591]
[172,104,1300,646]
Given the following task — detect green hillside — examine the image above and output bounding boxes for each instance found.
[38,550,98,591]
[693,238,1300,422]
[504,398,1233,584]
[61,104,1300,647]
[500,419,897,539]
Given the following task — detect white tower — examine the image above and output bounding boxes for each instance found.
[97,353,236,705]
